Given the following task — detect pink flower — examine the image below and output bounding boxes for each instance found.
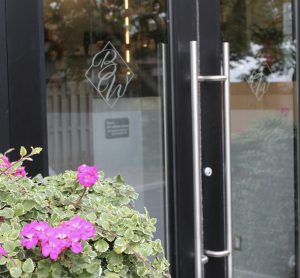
[0,156,11,171]
[14,167,26,177]
[80,221,96,240]
[77,164,99,187]
[20,217,95,261]
[0,245,6,256]
[70,241,83,253]
[41,237,65,261]
[0,155,27,177]
[62,216,96,240]
[1,156,11,167]
[20,221,49,249]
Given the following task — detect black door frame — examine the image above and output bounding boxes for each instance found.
[169,0,226,276]
[0,0,10,152]
[0,0,48,176]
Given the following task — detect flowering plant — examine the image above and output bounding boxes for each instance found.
[0,147,170,277]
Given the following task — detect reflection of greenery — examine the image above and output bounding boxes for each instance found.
[221,0,285,57]
[222,0,295,79]
[251,24,283,45]
[44,0,167,96]
[221,0,248,60]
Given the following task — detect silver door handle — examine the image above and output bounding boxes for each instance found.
[190,41,207,278]
[190,41,232,278]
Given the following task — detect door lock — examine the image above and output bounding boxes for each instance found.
[204,167,212,177]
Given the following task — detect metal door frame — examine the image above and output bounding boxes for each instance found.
[0,0,48,175]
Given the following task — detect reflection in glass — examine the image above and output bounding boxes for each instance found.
[221,0,296,277]
[44,0,168,248]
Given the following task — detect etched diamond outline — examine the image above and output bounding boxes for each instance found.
[85,41,134,108]
[247,61,272,101]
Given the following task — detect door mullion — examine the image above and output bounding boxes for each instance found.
[0,0,10,152]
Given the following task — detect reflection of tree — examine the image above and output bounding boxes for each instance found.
[221,0,248,60]
[44,0,167,88]
[222,0,295,80]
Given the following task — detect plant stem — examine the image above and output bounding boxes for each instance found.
[74,187,88,208]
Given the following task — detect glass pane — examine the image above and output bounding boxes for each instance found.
[221,0,296,277]
[44,0,168,248]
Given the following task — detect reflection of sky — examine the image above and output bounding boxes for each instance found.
[230,42,295,83]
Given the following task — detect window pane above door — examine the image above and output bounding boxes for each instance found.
[44,0,169,249]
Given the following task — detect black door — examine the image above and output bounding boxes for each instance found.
[177,0,300,277]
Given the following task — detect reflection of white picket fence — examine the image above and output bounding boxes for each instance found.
[46,81,93,174]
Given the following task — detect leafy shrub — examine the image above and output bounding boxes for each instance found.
[0,147,171,277]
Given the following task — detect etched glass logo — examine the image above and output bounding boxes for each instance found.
[247,62,272,101]
[85,42,134,108]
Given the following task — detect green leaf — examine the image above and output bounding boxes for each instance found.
[14,204,25,216]
[9,267,22,278]
[0,207,14,218]
[0,223,10,234]
[0,257,6,265]
[86,212,97,222]
[86,261,100,274]
[107,251,123,265]
[94,239,109,253]
[137,265,148,277]
[30,147,43,155]
[115,175,125,184]
[3,240,18,253]
[20,146,27,157]
[22,200,36,211]
[51,263,63,278]
[36,259,51,276]
[22,258,35,273]
[114,238,128,254]
[105,273,120,278]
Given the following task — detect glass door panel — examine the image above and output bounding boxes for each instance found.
[221,1,297,277]
[44,0,169,249]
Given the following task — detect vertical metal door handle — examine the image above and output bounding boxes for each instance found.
[190,41,232,277]
[223,42,233,278]
[190,41,206,278]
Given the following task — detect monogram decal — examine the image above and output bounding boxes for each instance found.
[85,42,134,108]
[247,62,272,101]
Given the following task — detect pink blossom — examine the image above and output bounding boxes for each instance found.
[70,241,83,253]
[80,221,96,240]
[0,245,6,256]
[41,237,65,261]
[1,156,11,168]
[20,217,96,261]
[14,167,26,177]
[0,156,11,172]
[62,216,96,240]
[77,164,99,187]
[20,221,50,249]
[0,155,27,177]
[20,221,49,239]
